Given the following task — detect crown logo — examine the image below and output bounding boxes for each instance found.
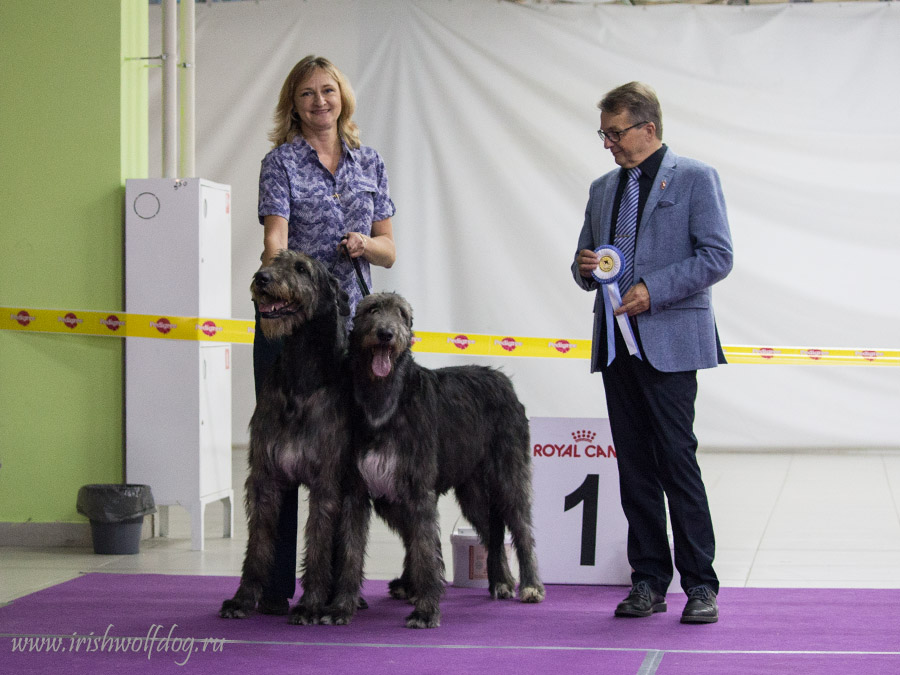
[572,430,596,443]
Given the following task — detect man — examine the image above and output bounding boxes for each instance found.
[571,82,733,624]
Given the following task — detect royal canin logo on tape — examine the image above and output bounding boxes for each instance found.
[152,318,174,334]
[533,427,615,459]
[198,320,221,337]
[449,335,475,350]
[856,350,881,362]
[14,310,36,326]
[59,312,82,329]
[549,339,574,354]
[496,337,521,352]
[804,348,828,361]
[411,334,422,346]
[101,315,125,331]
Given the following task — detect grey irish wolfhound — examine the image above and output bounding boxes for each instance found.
[219,249,365,625]
[346,292,546,628]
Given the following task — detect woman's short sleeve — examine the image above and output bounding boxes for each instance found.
[372,152,396,222]
[258,150,291,224]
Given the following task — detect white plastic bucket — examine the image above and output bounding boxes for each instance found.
[450,528,514,588]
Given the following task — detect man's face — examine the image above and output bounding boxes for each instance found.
[599,110,657,168]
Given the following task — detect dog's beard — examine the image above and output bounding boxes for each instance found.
[371,346,393,378]
[258,316,291,340]
[258,309,308,340]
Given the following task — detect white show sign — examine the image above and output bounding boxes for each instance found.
[530,417,631,585]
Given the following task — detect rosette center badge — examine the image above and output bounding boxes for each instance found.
[598,255,615,273]
[591,245,624,284]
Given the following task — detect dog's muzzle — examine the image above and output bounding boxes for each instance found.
[253,269,303,319]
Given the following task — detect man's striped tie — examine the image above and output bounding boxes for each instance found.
[614,167,642,292]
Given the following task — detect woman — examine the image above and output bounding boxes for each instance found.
[253,55,396,613]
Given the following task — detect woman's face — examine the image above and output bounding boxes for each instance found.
[293,68,342,135]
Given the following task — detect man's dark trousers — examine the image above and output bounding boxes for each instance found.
[603,328,719,596]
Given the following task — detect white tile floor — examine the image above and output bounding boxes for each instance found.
[3,448,900,605]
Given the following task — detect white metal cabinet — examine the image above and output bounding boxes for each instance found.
[124,178,234,551]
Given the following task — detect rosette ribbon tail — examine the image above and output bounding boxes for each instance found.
[602,282,642,365]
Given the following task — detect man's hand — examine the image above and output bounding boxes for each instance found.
[576,249,600,279]
[615,282,650,317]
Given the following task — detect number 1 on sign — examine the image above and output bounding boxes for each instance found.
[564,474,599,566]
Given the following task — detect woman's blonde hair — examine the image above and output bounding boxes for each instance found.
[268,55,360,149]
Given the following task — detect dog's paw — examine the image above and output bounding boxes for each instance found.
[387,577,410,600]
[288,604,322,626]
[519,584,546,604]
[320,608,354,626]
[357,595,369,610]
[319,597,358,626]
[405,609,440,629]
[490,582,515,600]
[219,599,251,619]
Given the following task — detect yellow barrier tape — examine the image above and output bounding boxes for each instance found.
[721,344,899,366]
[1,307,255,344]
[411,332,588,360]
[3,306,898,366]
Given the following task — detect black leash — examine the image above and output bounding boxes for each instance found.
[350,254,370,297]
[338,234,370,297]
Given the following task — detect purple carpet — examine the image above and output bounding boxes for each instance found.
[2,574,899,674]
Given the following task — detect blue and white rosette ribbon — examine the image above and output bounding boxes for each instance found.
[591,245,642,364]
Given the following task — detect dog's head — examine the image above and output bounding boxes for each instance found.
[251,250,350,340]
[350,292,414,379]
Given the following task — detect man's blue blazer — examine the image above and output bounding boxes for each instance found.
[572,148,734,373]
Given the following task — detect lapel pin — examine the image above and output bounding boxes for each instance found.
[660,180,667,190]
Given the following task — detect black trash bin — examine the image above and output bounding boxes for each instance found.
[76,484,156,555]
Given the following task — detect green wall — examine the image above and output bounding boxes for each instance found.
[0,1,148,523]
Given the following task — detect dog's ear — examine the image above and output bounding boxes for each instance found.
[400,296,414,329]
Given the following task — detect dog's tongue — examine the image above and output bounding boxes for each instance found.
[372,347,392,378]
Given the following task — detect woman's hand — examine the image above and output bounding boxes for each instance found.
[340,218,396,268]
[340,231,369,258]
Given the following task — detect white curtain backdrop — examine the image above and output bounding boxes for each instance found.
[148,0,900,449]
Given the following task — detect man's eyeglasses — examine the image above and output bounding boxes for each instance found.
[597,121,649,143]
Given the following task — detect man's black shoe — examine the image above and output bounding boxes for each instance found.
[681,585,718,624]
[614,581,667,618]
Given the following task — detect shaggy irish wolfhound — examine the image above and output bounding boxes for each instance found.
[346,292,546,629]
[219,250,365,625]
